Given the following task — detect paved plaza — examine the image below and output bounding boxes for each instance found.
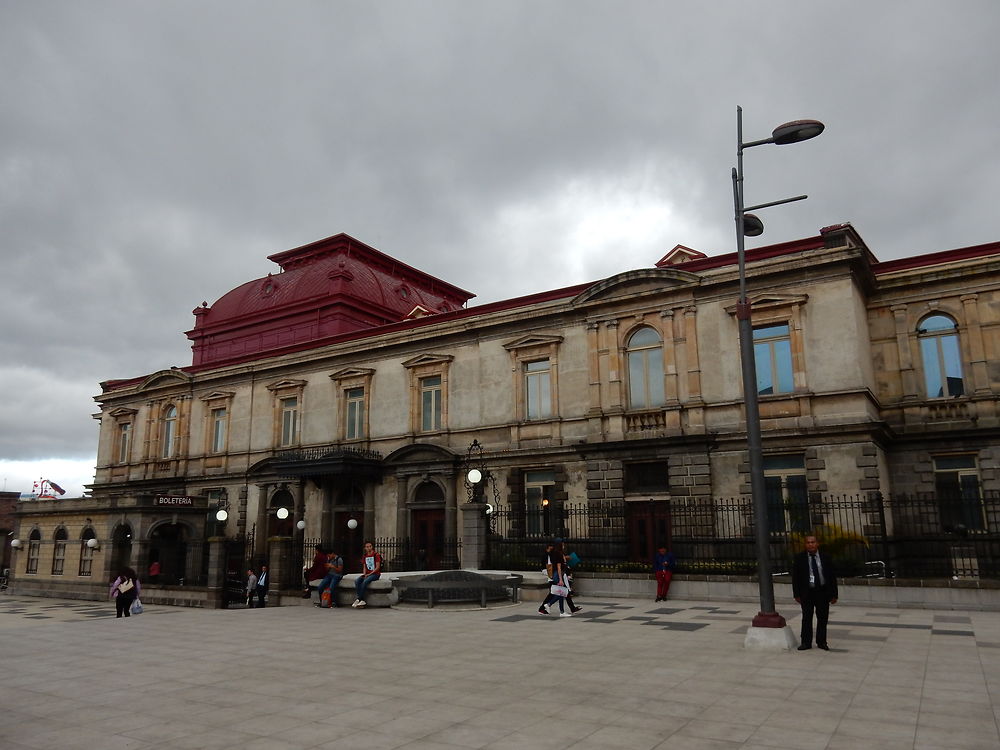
[1,594,999,749]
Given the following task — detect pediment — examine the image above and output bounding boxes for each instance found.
[502,334,564,351]
[724,293,809,315]
[139,369,192,391]
[199,390,236,402]
[383,443,459,465]
[655,244,708,267]
[401,353,455,369]
[573,268,700,305]
[265,379,307,392]
[108,407,138,418]
[328,367,375,381]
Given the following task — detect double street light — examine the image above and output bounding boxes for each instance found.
[731,106,823,634]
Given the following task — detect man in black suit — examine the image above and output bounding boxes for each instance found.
[792,535,837,651]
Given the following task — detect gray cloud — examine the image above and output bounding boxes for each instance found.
[1,1,998,491]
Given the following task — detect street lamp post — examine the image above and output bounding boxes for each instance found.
[732,106,823,642]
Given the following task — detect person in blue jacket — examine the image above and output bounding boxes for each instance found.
[654,546,676,602]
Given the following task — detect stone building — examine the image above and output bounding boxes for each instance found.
[11,225,1000,597]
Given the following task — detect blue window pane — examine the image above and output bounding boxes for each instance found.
[646,350,665,407]
[754,342,773,395]
[921,338,944,398]
[940,335,964,396]
[628,352,647,408]
[774,339,793,393]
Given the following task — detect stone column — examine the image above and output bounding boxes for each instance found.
[205,537,226,609]
[460,503,487,570]
[267,536,293,600]
[892,304,919,399]
[961,294,989,394]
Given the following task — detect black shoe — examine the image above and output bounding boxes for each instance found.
[571,606,582,613]
[314,602,323,607]
[817,644,830,651]
[797,644,811,651]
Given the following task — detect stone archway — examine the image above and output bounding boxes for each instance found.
[111,524,134,577]
[149,521,191,584]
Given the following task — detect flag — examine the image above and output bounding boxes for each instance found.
[46,480,66,496]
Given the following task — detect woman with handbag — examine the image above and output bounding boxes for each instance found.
[109,567,141,619]
[538,541,570,617]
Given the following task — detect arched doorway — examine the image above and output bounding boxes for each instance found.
[111,524,133,577]
[411,481,446,570]
[149,522,189,584]
[268,489,295,538]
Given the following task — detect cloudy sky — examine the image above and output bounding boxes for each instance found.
[2,1,998,497]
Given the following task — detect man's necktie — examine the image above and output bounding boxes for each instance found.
[810,554,823,586]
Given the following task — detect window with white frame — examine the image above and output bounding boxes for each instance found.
[26,530,41,574]
[754,323,794,396]
[420,376,442,432]
[160,404,178,458]
[280,397,299,447]
[117,422,132,464]
[919,315,965,398]
[934,454,983,531]
[79,529,96,576]
[210,407,228,453]
[51,528,67,575]
[763,454,809,533]
[525,470,556,537]
[626,327,665,409]
[345,387,366,440]
[524,359,552,420]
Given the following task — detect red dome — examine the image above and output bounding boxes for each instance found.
[187,233,473,368]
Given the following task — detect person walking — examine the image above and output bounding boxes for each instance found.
[352,541,382,607]
[109,567,141,619]
[792,535,838,651]
[560,541,583,614]
[538,540,570,617]
[255,564,270,608]
[654,545,676,602]
[245,568,258,608]
[315,548,345,608]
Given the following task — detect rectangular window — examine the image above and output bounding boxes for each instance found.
[525,470,556,537]
[420,376,442,432]
[345,387,365,440]
[52,540,66,575]
[754,324,794,396]
[921,336,964,398]
[625,462,669,494]
[211,407,228,453]
[280,397,298,447]
[27,540,40,574]
[117,422,131,464]
[763,454,808,533]
[934,455,984,531]
[525,360,552,420]
[79,542,94,576]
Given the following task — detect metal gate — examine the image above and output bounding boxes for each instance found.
[222,529,255,608]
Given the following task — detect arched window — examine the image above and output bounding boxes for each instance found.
[51,528,68,575]
[26,529,41,574]
[79,528,96,576]
[161,404,178,458]
[918,315,964,398]
[626,327,665,409]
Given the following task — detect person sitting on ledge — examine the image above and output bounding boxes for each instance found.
[352,541,382,608]
[316,547,344,608]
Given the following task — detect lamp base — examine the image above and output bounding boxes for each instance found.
[751,611,787,628]
[744,622,798,652]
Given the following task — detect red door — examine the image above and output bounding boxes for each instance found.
[411,509,446,570]
[626,501,672,564]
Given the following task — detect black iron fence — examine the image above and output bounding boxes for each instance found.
[483,493,1000,580]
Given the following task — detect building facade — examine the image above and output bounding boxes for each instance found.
[11,226,1000,596]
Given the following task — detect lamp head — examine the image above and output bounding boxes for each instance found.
[771,119,824,145]
[467,468,483,485]
[86,538,99,549]
[10,538,21,548]
[296,520,306,530]
[215,509,229,522]
[347,518,358,530]
[742,213,765,237]
[276,507,289,520]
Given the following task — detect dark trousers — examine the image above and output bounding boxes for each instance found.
[116,595,135,618]
[256,587,267,608]
[799,589,832,646]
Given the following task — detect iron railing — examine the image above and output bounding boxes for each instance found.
[483,493,1000,580]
